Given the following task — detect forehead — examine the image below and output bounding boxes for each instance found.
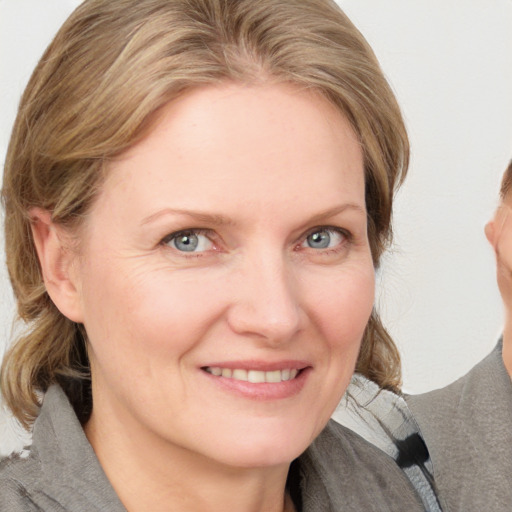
[98,82,365,224]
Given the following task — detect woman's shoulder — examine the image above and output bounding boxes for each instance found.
[311,419,416,476]
[332,374,441,511]
[0,451,44,511]
[299,420,426,512]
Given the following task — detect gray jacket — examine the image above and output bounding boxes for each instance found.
[407,342,512,512]
[0,385,425,511]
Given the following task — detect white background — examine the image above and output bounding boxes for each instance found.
[0,0,511,444]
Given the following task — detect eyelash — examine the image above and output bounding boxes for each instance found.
[159,226,352,257]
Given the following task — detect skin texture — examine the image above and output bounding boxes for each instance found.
[31,82,375,512]
[486,200,512,376]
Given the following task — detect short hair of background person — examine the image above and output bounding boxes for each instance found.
[1,0,409,429]
[500,160,512,199]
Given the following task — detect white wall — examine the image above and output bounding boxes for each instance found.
[338,0,512,392]
[0,0,511,425]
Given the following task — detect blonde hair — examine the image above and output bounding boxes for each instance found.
[2,0,409,427]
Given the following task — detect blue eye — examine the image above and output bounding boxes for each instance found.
[174,232,199,252]
[165,230,213,253]
[303,228,345,250]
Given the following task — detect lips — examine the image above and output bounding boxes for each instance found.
[200,361,310,399]
[203,367,299,383]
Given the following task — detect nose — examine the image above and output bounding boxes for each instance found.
[226,252,304,345]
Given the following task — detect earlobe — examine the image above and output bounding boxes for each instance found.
[30,208,84,323]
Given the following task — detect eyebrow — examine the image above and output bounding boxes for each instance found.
[303,203,366,225]
[141,203,365,227]
[141,208,237,227]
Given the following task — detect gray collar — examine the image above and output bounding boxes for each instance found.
[23,384,423,511]
[30,385,127,511]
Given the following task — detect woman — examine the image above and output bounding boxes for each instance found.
[0,0,427,510]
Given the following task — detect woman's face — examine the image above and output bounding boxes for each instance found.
[75,82,374,469]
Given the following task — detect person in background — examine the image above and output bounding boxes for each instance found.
[407,159,512,512]
[0,0,433,510]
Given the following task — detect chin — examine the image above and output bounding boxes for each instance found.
[202,421,319,469]
[216,445,304,470]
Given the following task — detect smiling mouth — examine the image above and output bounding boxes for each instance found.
[203,367,300,383]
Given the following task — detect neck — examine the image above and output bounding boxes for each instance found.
[84,406,294,512]
[502,320,512,378]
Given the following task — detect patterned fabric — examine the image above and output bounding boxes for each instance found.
[333,374,443,512]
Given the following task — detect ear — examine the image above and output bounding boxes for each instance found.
[485,205,506,253]
[30,208,84,323]
[485,217,497,249]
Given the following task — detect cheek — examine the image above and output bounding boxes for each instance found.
[498,235,512,272]
[81,260,224,365]
[306,262,375,346]
[495,226,512,299]
[301,261,374,426]
[128,273,222,353]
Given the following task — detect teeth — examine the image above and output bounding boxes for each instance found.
[265,370,282,383]
[248,370,265,383]
[205,367,300,383]
[232,369,248,381]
